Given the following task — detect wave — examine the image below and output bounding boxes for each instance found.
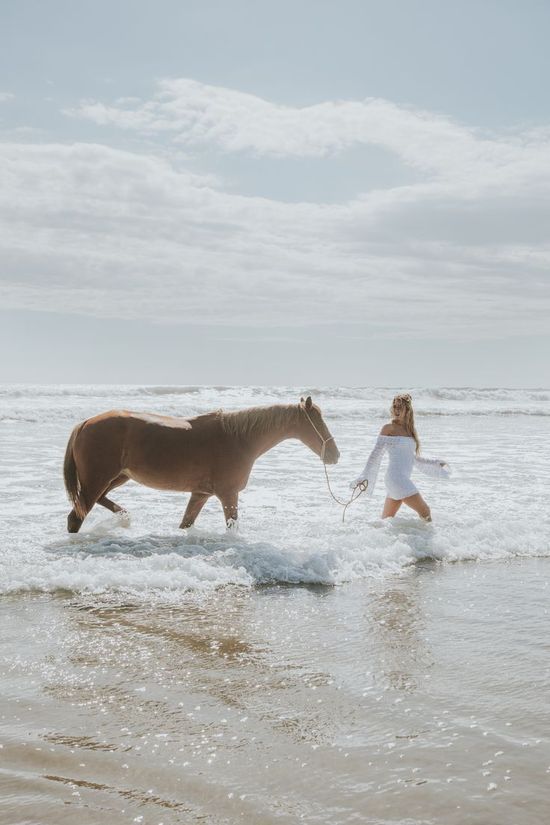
[0,384,229,399]
[415,388,550,406]
[3,409,550,426]
[1,384,549,425]
[2,513,549,601]
[1,384,548,399]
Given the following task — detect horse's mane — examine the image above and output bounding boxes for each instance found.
[220,404,300,440]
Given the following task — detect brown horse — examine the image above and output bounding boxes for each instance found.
[63,396,340,533]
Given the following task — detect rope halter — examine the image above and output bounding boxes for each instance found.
[299,400,366,521]
[300,402,335,463]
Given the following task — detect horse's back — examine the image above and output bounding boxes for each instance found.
[82,409,192,428]
[75,410,211,458]
[72,410,226,488]
[78,409,217,437]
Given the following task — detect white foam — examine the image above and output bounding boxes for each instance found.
[1,383,549,424]
[1,384,549,602]
[1,510,549,602]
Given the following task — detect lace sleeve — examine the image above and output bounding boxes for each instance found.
[354,436,387,494]
[414,455,451,480]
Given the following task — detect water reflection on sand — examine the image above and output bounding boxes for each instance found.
[1,559,549,824]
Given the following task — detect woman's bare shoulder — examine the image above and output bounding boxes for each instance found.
[380,422,409,437]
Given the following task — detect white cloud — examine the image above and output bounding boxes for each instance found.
[1,77,548,341]
[0,137,549,339]
[0,92,15,103]
[66,78,550,197]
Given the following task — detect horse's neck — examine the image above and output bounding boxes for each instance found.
[249,416,297,459]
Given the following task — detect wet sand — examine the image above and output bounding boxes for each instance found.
[2,557,549,825]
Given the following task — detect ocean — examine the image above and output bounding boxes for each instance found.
[1,385,549,824]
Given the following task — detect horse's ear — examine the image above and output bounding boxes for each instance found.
[300,396,305,404]
[305,396,313,410]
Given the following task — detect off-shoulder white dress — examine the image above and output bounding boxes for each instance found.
[355,435,450,500]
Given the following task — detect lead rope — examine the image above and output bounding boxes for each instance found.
[323,461,368,522]
[302,406,368,522]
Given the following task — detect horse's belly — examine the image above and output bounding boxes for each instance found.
[120,423,247,493]
[123,466,199,492]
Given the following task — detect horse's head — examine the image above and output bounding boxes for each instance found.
[297,396,340,465]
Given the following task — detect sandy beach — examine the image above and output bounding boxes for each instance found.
[2,559,549,825]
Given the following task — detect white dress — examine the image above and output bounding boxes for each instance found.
[355,435,450,500]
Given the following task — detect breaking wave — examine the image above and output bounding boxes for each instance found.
[1,383,549,603]
[2,511,549,602]
[0,384,548,424]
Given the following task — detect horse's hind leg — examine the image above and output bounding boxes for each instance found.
[67,473,127,534]
[97,495,122,513]
[97,475,129,513]
[67,509,83,533]
[180,492,211,529]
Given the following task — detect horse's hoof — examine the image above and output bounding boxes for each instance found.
[117,510,131,528]
[225,518,239,534]
[67,512,82,533]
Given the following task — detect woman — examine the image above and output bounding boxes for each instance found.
[352,393,449,521]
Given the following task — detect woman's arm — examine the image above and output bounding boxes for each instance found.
[414,454,451,479]
[353,434,387,494]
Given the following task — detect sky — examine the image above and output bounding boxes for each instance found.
[1,0,549,386]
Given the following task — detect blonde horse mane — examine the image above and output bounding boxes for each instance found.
[220,404,300,439]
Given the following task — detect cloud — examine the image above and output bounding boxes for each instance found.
[66,78,550,197]
[0,92,15,103]
[1,77,549,341]
[1,136,549,339]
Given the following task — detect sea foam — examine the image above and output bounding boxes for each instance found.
[1,384,549,601]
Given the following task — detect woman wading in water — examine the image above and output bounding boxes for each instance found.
[352,394,449,521]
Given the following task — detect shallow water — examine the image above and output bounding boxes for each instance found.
[1,385,550,823]
[1,562,549,824]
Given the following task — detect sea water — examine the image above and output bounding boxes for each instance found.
[1,385,549,823]
[1,384,549,596]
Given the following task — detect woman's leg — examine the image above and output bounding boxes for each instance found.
[382,497,402,518]
[402,493,431,521]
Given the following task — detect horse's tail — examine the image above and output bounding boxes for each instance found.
[63,422,86,519]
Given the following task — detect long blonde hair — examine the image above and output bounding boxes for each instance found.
[391,393,420,454]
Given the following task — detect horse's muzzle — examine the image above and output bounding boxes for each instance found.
[324,448,340,465]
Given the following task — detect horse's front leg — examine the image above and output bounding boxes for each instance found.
[180,492,211,529]
[218,491,239,531]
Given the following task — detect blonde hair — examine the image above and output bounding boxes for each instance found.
[391,393,420,454]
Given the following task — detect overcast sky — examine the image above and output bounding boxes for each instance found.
[1,0,549,385]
